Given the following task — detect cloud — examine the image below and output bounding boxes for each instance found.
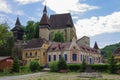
[14,0,42,5]
[75,12,120,39]
[45,0,99,14]
[14,10,24,16]
[0,14,14,27]
[0,0,12,13]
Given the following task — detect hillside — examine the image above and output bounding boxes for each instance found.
[101,42,120,58]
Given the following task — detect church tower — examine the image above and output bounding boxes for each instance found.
[11,17,24,41]
[94,41,100,53]
[39,5,50,40]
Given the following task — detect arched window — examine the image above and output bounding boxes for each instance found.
[72,53,77,61]
[30,52,32,57]
[35,52,37,57]
[25,52,28,57]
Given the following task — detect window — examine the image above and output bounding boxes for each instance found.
[35,52,37,57]
[80,55,82,62]
[64,54,67,61]
[72,54,77,61]
[59,54,61,60]
[43,52,45,56]
[48,55,51,62]
[53,55,56,61]
[30,52,32,57]
[25,52,28,57]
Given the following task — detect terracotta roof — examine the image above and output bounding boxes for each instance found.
[114,47,120,56]
[48,42,99,54]
[49,13,74,29]
[24,38,48,49]
[0,56,12,61]
[94,41,99,50]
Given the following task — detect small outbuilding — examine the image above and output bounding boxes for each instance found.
[0,56,13,70]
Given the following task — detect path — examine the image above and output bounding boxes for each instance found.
[0,72,47,80]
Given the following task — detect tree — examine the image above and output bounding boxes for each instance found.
[0,24,14,56]
[11,57,20,73]
[58,57,68,71]
[25,21,39,40]
[108,54,117,74]
[53,32,64,42]
[80,59,86,72]
[29,60,42,72]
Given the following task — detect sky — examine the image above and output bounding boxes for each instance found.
[0,0,120,48]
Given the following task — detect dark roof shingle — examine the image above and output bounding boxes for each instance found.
[49,13,74,29]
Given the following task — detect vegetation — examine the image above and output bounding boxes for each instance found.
[101,42,120,58]
[0,24,14,56]
[25,21,39,40]
[11,57,20,73]
[29,60,42,72]
[80,59,86,72]
[108,55,117,74]
[58,57,68,71]
[49,61,58,72]
[53,32,64,42]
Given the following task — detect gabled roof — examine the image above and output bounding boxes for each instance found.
[94,41,99,50]
[0,56,12,61]
[24,38,48,49]
[49,13,74,29]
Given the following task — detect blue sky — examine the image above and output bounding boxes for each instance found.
[0,0,120,48]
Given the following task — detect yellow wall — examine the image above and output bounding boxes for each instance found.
[22,43,49,66]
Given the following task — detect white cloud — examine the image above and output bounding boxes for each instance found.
[15,0,42,5]
[0,14,14,27]
[14,10,24,16]
[45,0,99,14]
[75,12,120,39]
[0,0,12,13]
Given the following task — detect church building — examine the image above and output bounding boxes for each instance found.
[39,5,77,42]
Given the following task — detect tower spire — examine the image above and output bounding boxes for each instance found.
[15,16,21,26]
[43,0,47,14]
[94,41,99,50]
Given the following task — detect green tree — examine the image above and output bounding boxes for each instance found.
[80,59,86,72]
[108,54,117,74]
[29,60,42,72]
[58,57,68,71]
[11,57,20,73]
[25,21,39,40]
[49,61,58,72]
[53,32,64,42]
[0,24,14,56]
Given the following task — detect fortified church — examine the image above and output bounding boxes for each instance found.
[11,5,102,66]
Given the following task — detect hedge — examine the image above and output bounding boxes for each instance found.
[67,64,81,71]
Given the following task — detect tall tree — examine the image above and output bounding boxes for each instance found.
[0,24,14,56]
[108,54,117,74]
[25,21,39,40]
[53,32,64,42]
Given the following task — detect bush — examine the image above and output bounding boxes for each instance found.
[20,66,30,73]
[49,61,58,72]
[68,64,80,71]
[11,57,20,73]
[58,57,68,71]
[80,59,86,72]
[29,60,42,72]
[91,64,109,72]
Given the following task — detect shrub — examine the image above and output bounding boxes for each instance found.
[91,64,109,72]
[20,66,30,73]
[58,57,68,71]
[49,61,58,72]
[11,57,20,73]
[68,64,80,71]
[29,60,42,72]
[80,59,86,72]
[108,55,117,74]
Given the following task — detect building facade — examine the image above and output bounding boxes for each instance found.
[114,47,120,64]
[22,39,49,66]
[39,5,77,42]
[47,38,102,64]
